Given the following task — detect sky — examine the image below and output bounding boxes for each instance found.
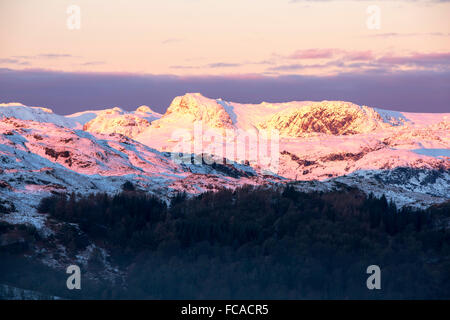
[0,0,449,114]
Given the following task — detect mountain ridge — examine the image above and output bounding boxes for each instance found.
[0,93,448,227]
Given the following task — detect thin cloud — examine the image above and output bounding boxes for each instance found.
[276,49,450,74]
[170,62,243,69]
[207,63,242,68]
[161,38,183,45]
[269,64,306,71]
[12,53,77,60]
[170,65,198,69]
[268,60,341,72]
[37,53,74,59]
[79,61,106,66]
[251,60,275,65]
[288,49,338,59]
[344,50,374,61]
[367,32,450,38]
[287,49,373,61]
[171,50,450,75]
[377,52,450,66]
[0,58,30,66]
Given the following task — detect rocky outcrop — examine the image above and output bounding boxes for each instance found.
[82,106,162,138]
[258,101,386,136]
[161,93,234,129]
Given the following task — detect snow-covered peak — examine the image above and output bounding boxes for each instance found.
[373,108,410,126]
[68,106,162,137]
[4,97,447,141]
[103,107,124,115]
[0,102,78,128]
[134,105,163,121]
[83,113,148,138]
[257,101,387,136]
[160,93,234,129]
[66,107,129,125]
[0,102,53,114]
[136,105,151,113]
[0,95,449,217]
[135,105,158,115]
[65,110,104,126]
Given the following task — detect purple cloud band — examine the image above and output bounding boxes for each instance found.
[0,67,449,114]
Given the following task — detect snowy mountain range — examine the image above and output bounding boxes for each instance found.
[1,94,449,229]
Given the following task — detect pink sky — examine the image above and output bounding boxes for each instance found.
[0,0,449,114]
[1,0,449,76]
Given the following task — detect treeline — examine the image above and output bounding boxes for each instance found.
[29,185,450,299]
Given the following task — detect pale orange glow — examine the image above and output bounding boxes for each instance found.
[0,0,449,76]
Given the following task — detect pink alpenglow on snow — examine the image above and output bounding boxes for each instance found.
[0,93,449,224]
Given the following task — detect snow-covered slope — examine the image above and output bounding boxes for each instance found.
[0,94,448,222]
[0,102,162,133]
[64,109,104,127]
[0,116,279,228]
[82,106,162,138]
[258,101,389,136]
[135,93,448,150]
[0,103,79,128]
[134,93,449,179]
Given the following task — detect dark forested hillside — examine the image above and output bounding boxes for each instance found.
[2,186,449,299]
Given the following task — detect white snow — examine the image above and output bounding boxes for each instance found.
[0,94,449,229]
[411,148,450,158]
